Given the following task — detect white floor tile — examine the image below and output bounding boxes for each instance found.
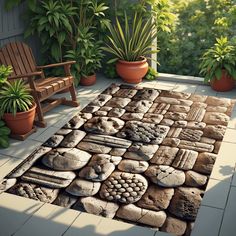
[195,85,217,96]
[0,193,44,236]
[219,187,236,236]
[173,83,198,94]
[202,178,231,209]
[191,206,223,236]
[14,204,80,236]
[223,128,236,143]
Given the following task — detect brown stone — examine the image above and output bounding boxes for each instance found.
[203,125,227,140]
[169,105,190,113]
[108,108,126,117]
[167,127,182,138]
[185,170,208,187]
[189,94,207,102]
[63,113,92,129]
[109,148,126,156]
[162,138,180,147]
[172,149,198,170]
[105,97,131,108]
[160,118,174,126]
[173,120,187,128]
[116,204,166,228]
[186,121,206,130]
[160,90,191,99]
[121,113,144,121]
[118,160,149,173]
[44,135,64,148]
[113,88,137,98]
[125,100,153,113]
[89,94,112,106]
[179,140,214,152]
[148,103,170,114]
[137,185,174,210]
[53,192,78,208]
[102,83,120,95]
[214,141,222,154]
[191,102,207,108]
[81,105,100,113]
[193,152,217,174]
[168,187,203,221]
[143,113,164,124]
[186,108,206,122]
[178,129,203,142]
[203,112,230,126]
[133,88,159,101]
[161,216,187,235]
[206,96,231,107]
[165,112,187,121]
[77,141,112,154]
[200,137,216,144]
[150,146,179,165]
[206,106,227,113]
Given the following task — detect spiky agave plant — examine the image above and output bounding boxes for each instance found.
[103,12,159,63]
[0,79,34,117]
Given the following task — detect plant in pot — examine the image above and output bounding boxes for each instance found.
[199,36,236,92]
[0,79,36,136]
[65,27,104,86]
[103,12,159,84]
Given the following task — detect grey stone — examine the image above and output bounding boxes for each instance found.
[44,135,64,148]
[142,113,163,124]
[173,120,187,128]
[145,165,185,187]
[109,148,127,156]
[74,197,119,218]
[169,105,190,113]
[186,121,206,130]
[100,171,148,204]
[165,112,187,121]
[178,129,203,142]
[179,140,214,152]
[150,146,179,165]
[42,148,91,171]
[0,178,17,194]
[117,121,169,144]
[133,88,159,101]
[100,106,112,112]
[172,149,198,170]
[66,178,101,196]
[160,90,191,99]
[118,160,149,173]
[83,134,132,148]
[121,113,144,121]
[56,128,72,135]
[77,141,112,154]
[203,125,226,140]
[84,117,125,135]
[81,105,100,113]
[200,137,216,144]
[116,204,166,228]
[125,100,153,113]
[137,185,174,210]
[124,143,159,161]
[105,97,131,108]
[168,187,203,221]
[94,110,107,116]
[8,147,52,178]
[21,166,76,188]
[63,113,92,129]
[193,152,217,174]
[89,94,112,106]
[162,138,180,147]
[53,192,78,208]
[160,118,174,126]
[108,108,126,117]
[102,83,120,95]
[185,170,208,187]
[60,130,86,148]
[8,182,59,203]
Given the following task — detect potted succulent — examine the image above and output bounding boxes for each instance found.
[199,37,236,91]
[65,27,104,86]
[0,79,36,135]
[103,12,158,84]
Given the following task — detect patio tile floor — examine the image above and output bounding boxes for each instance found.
[0,73,236,236]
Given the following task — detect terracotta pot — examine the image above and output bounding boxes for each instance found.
[210,69,235,92]
[80,74,96,86]
[3,103,36,135]
[116,57,148,84]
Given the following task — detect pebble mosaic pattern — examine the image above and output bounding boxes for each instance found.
[2,83,236,236]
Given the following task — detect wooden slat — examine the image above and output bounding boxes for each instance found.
[1,46,17,76]
[6,43,21,75]
[20,42,36,72]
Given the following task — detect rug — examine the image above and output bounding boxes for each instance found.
[2,83,236,236]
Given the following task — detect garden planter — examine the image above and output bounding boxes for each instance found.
[3,103,36,135]
[116,57,148,84]
[210,70,235,92]
[80,74,96,86]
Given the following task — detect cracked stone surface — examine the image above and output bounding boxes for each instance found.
[4,83,235,235]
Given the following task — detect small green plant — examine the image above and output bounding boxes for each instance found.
[0,120,10,148]
[103,12,159,63]
[0,79,34,117]
[0,65,12,85]
[104,62,118,79]
[199,37,236,82]
[65,27,104,85]
[144,67,158,80]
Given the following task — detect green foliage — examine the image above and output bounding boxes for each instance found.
[104,62,118,79]
[0,65,13,85]
[199,37,236,82]
[0,120,10,149]
[0,80,34,117]
[65,27,104,85]
[145,66,158,80]
[103,12,158,62]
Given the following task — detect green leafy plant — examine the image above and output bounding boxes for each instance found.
[65,27,104,85]
[104,62,118,79]
[144,66,158,80]
[103,12,159,63]
[199,36,236,82]
[0,120,10,149]
[0,65,13,85]
[0,79,34,117]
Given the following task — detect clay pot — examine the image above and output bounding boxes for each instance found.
[80,74,96,86]
[3,103,36,135]
[210,69,235,92]
[116,57,148,84]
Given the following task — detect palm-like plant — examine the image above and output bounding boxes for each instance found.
[0,79,34,117]
[103,12,159,63]
[199,37,236,82]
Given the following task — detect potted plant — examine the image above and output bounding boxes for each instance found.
[199,37,236,91]
[65,27,104,86]
[0,120,11,148]
[0,79,36,135]
[103,12,158,83]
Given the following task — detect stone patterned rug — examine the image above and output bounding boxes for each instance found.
[1,83,236,236]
